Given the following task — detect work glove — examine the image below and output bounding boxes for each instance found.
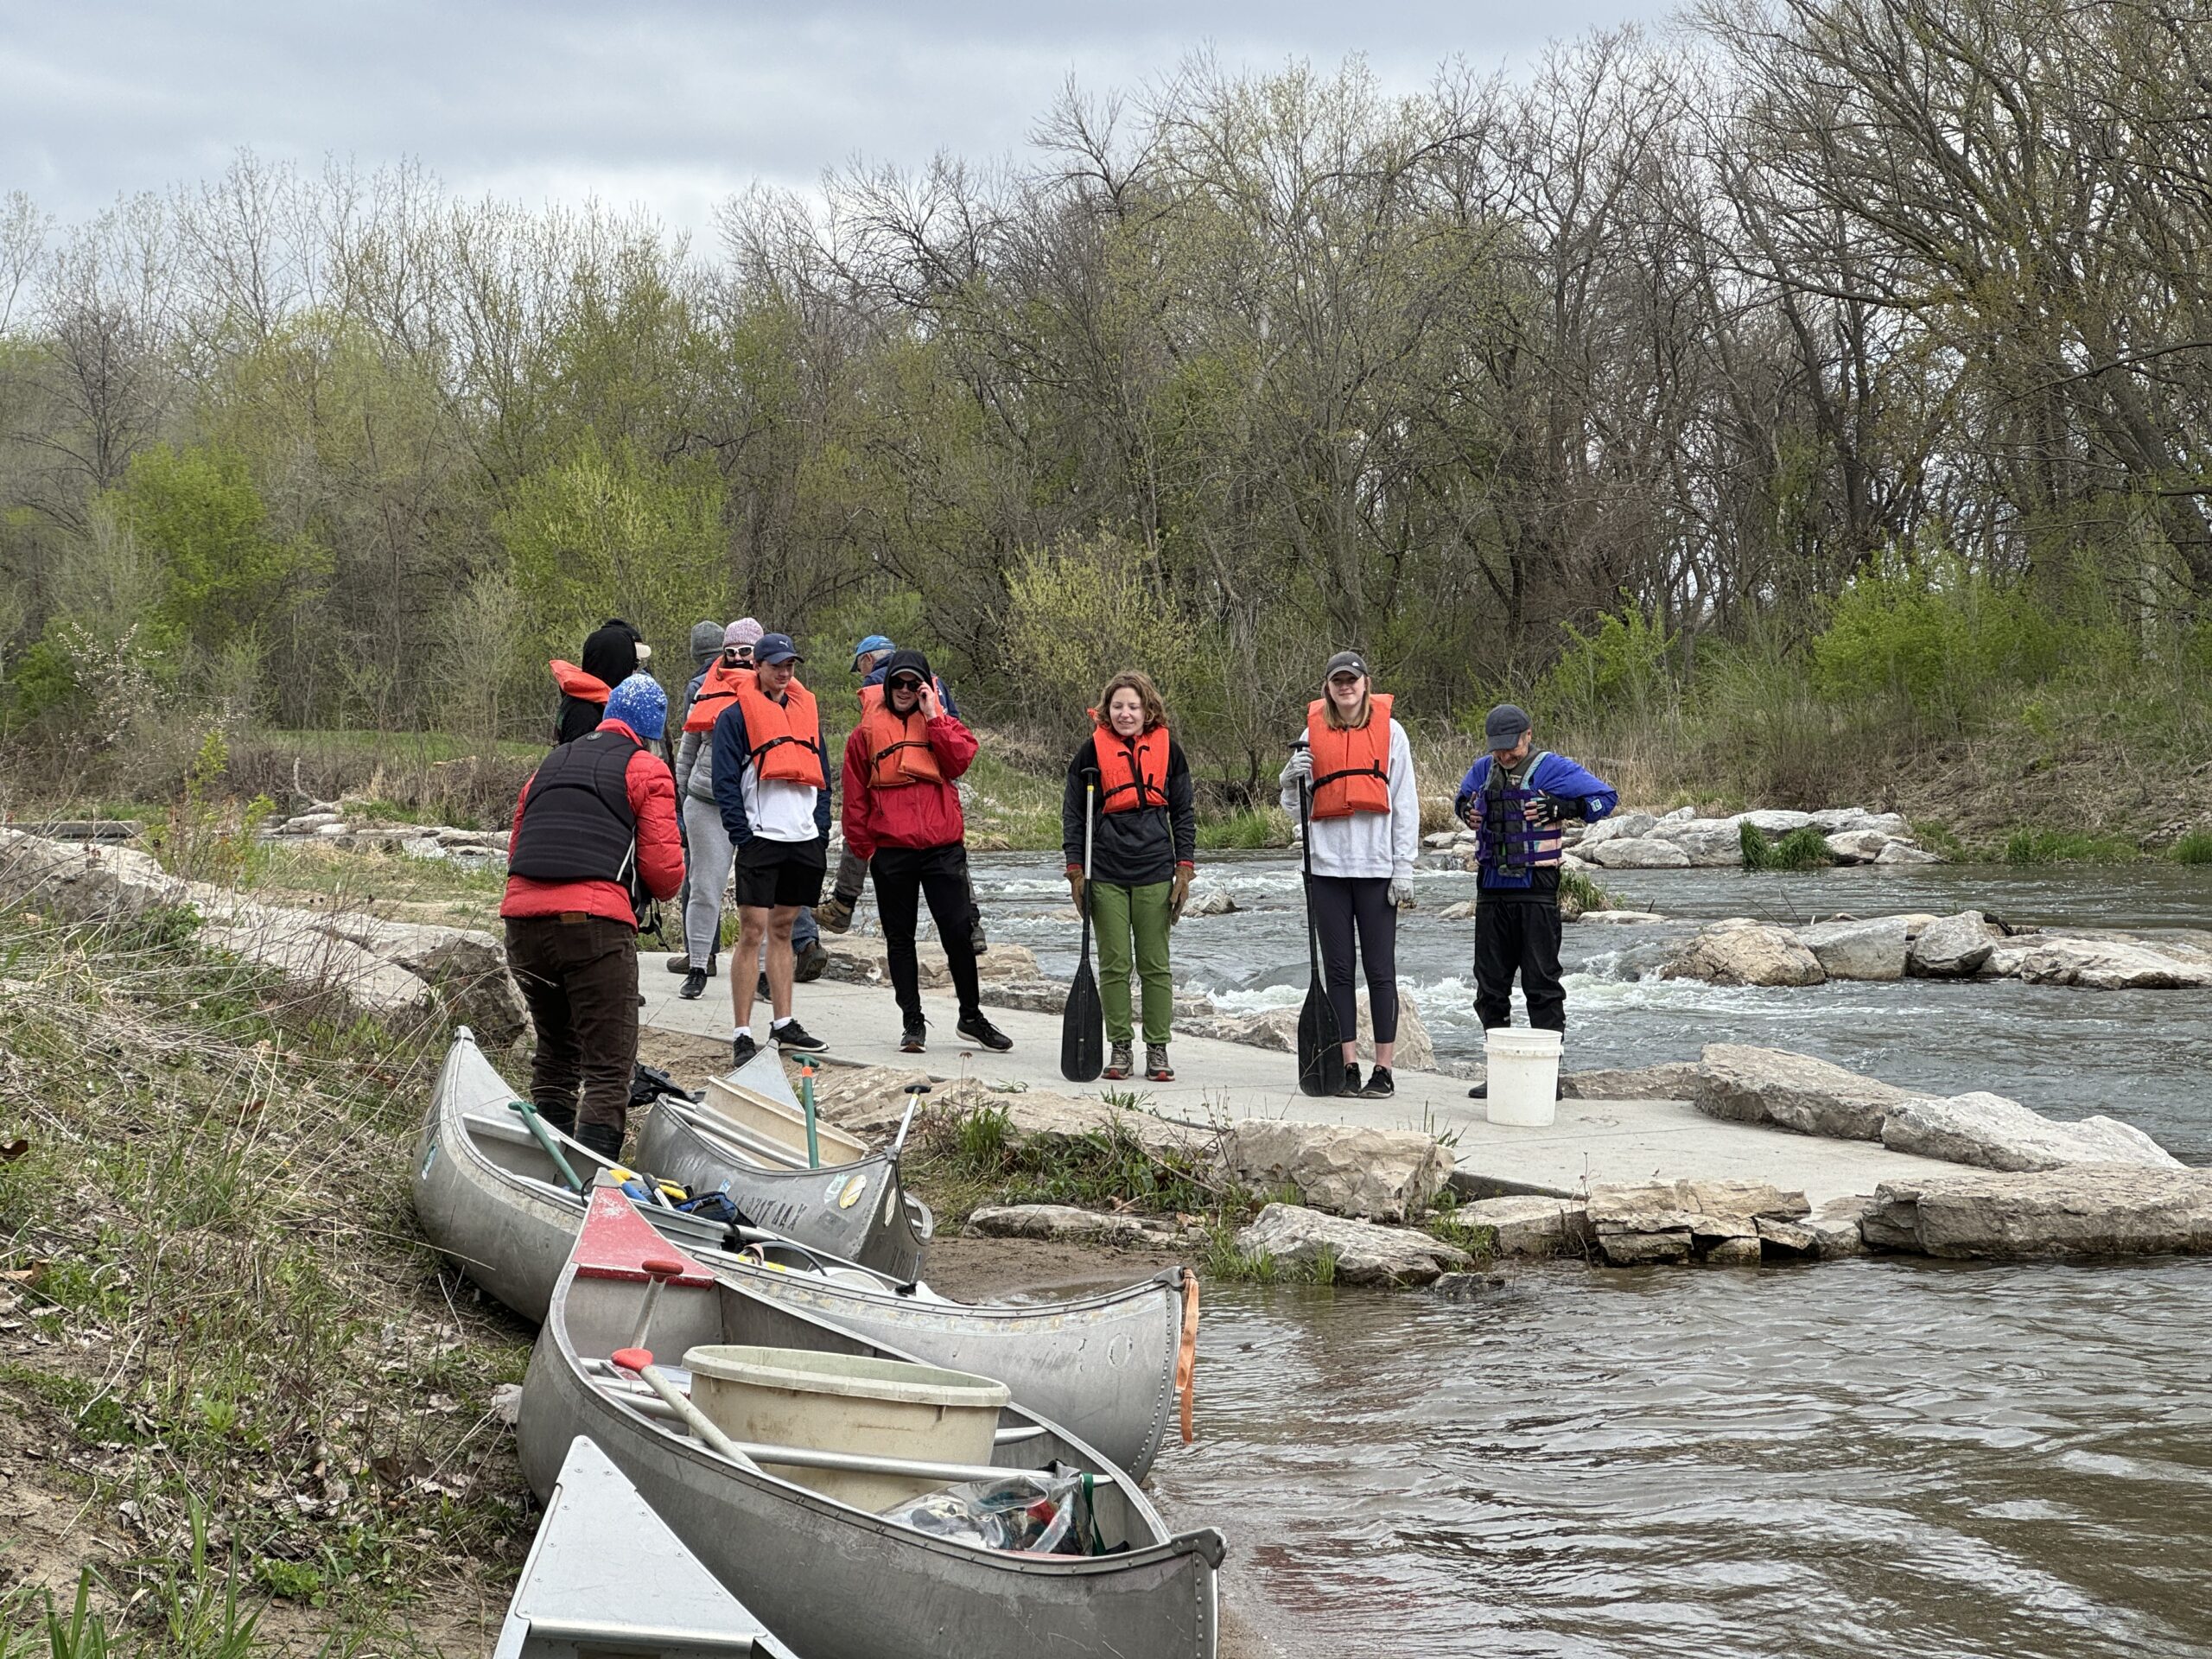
[1168,864,1193,925]
[1281,747,1313,786]
[1066,867,1086,912]
[1388,876,1414,910]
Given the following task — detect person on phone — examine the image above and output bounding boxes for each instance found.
[840,649,1011,1054]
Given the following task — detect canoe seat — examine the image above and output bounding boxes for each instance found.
[574,1187,717,1287]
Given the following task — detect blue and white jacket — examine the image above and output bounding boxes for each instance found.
[1453,751,1618,894]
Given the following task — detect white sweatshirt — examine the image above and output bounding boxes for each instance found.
[1280,718,1421,880]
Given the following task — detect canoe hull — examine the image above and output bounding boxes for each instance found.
[516,1202,1221,1659]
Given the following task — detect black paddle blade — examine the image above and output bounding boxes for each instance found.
[1061,963,1104,1081]
[1296,981,1344,1096]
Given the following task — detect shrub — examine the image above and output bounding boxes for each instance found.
[1558,867,1611,912]
[2002,829,2137,865]
[2170,831,2212,865]
[1741,823,1833,871]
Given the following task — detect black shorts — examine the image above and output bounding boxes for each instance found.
[733,835,827,910]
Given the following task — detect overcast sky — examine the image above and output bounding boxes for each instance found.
[2,0,1674,233]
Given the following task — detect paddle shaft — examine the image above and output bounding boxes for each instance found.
[1059,774,1104,1081]
[509,1100,583,1192]
[1299,781,1321,985]
[1078,776,1096,969]
[1295,779,1344,1095]
[799,1063,820,1170]
[612,1353,766,1476]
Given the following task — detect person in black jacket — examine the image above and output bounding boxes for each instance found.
[555,618,643,745]
[1062,670,1196,1081]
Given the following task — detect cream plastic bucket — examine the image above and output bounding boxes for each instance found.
[683,1344,1009,1510]
[1484,1027,1563,1127]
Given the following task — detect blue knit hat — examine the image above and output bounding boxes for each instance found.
[602,671,668,740]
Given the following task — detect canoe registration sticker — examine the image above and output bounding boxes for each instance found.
[419,1143,438,1179]
[827,1172,868,1210]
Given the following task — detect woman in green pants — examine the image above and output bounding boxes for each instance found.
[1063,670,1196,1081]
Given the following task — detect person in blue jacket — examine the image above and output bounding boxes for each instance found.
[1452,703,1618,1098]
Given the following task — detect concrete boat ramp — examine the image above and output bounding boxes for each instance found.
[639,957,1958,1209]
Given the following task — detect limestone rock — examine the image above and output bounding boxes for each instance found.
[1438,899,1479,921]
[1587,1179,1809,1237]
[965,1204,1173,1247]
[1879,1093,2184,1173]
[1861,1166,2212,1259]
[1738,810,1815,836]
[1702,1236,1764,1266]
[1234,1202,1469,1286]
[817,937,1041,988]
[1753,1215,1818,1255]
[1431,1271,1511,1300]
[1823,829,1893,864]
[1874,841,1943,865]
[1580,811,1657,846]
[1804,1194,1871,1257]
[1180,888,1239,918]
[1662,920,1826,988]
[1575,909,1666,925]
[2005,935,2212,990]
[0,827,189,923]
[1794,916,1909,982]
[1450,1194,1592,1255]
[278,812,343,835]
[200,906,437,1017]
[1586,836,1691,869]
[1651,817,1752,866]
[810,1069,1203,1157]
[1221,1121,1452,1221]
[1909,911,1995,976]
[1692,1043,1912,1139]
[1560,1061,1702,1101]
[1423,830,1459,849]
[1178,988,1434,1071]
[1599,1230,1691,1265]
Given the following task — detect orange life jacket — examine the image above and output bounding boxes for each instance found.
[550,660,612,704]
[731,677,826,788]
[683,661,755,733]
[1091,717,1171,814]
[858,699,944,789]
[1306,693,1393,818]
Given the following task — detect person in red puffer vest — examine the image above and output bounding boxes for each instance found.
[501,672,683,1161]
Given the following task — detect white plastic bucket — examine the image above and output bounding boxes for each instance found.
[683,1344,1009,1510]
[1484,1027,1563,1127]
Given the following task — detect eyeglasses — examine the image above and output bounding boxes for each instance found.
[888,676,925,692]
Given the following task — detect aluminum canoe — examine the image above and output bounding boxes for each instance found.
[415,1029,1196,1477]
[515,1187,1223,1659]
[632,1056,931,1284]
[497,1434,798,1659]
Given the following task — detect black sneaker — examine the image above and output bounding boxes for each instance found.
[794,940,830,983]
[1359,1065,1395,1098]
[678,967,708,1000]
[1337,1064,1364,1097]
[900,1018,927,1054]
[731,1031,759,1069]
[956,1012,1013,1052]
[773,1020,828,1053]
[1467,1079,1565,1100]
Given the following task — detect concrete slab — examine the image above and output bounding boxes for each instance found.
[639,953,1961,1209]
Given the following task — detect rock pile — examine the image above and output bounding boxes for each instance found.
[1660,909,2212,991]
[1219,1121,1451,1221]
[1586,1179,1822,1266]
[269,807,510,867]
[1424,804,1943,871]
[0,826,524,1039]
[1233,1202,1470,1286]
[1861,1166,2212,1257]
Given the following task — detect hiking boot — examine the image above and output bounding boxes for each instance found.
[1336,1064,1364,1097]
[794,940,830,983]
[678,967,708,1000]
[1358,1065,1395,1098]
[731,1031,759,1070]
[773,1020,828,1053]
[1103,1040,1134,1081]
[664,952,691,973]
[817,892,856,934]
[957,1012,1013,1052]
[1145,1044,1175,1083]
[575,1121,625,1163]
[900,1017,927,1054]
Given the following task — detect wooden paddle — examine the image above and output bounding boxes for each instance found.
[1295,779,1344,1096]
[1060,773,1104,1081]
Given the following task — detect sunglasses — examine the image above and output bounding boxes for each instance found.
[887,675,925,691]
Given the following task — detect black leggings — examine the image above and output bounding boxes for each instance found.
[1306,874,1398,1045]
[871,842,983,1022]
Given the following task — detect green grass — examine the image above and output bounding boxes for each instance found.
[2000,828,2139,864]
[957,746,1061,851]
[908,1102,1227,1226]
[1913,818,1967,859]
[0,897,536,1655]
[1194,807,1293,851]
[2168,830,2212,864]
[1558,867,1611,914]
[1739,822,1833,870]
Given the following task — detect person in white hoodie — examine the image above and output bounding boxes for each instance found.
[1279,651,1420,1097]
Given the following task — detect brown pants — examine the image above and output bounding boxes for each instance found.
[505,913,639,1139]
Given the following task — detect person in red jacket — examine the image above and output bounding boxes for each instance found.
[501,672,684,1161]
[840,649,1012,1055]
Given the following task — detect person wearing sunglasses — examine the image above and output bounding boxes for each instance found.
[839,650,1012,1054]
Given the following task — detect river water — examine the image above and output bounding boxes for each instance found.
[960,853,2212,1656]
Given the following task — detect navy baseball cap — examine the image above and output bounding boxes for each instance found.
[1484,703,1533,747]
[755,632,803,666]
[851,633,893,669]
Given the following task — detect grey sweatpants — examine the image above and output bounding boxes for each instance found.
[682,796,735,968]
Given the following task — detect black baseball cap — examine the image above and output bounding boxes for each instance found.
[1484,703,1532,747]
[754,632,802,666]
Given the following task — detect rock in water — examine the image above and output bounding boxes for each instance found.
[1879,1093,2184,1172]
[1449,1194,1592,1255]
[1586,837,1692,869]
[1580,811,1659,846]
[1860,1166,2212,1258]
[1662,920,1827,988]
[1234,1203,1470,1286]
[1823,829,1894,864]
[1438,899,1479,921]
[1794,916,1909,982]
[1220,1122,1452,1221]
[1909,911,1995,976]
[964,1204,1173,1246]
[1651,817,1751,867]
[2003,935,2212,990]
[1179,887,1239,918]
[1692,1043,1914,1139]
